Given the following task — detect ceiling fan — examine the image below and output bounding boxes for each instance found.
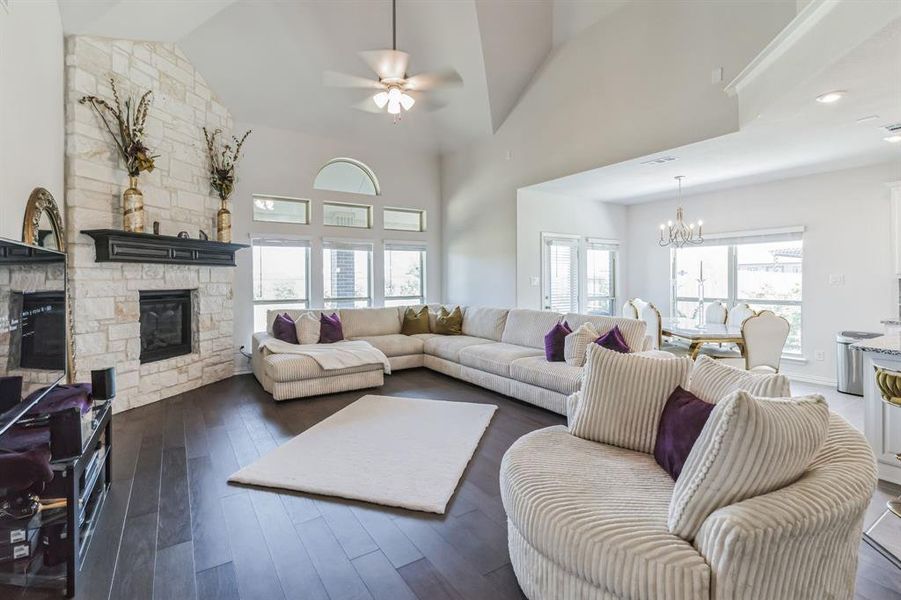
[323,0,463,121]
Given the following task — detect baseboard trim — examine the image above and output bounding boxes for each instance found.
[784,372,837,387]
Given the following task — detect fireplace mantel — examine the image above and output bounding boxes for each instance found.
[81,229,247,267]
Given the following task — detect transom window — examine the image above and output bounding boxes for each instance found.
[323,240,373,308]
[314,158,380,196]
[323,201,372,229]
[251,238,310,332]
[252,194,310,224]
[672,229,803,354]
[384,242,426,306]
[384,208,426,232]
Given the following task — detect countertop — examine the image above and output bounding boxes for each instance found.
[853,334,901,356]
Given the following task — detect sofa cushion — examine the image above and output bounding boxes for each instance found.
[319,312,344,343]
[272,313,299,344]
[433,306,464,335]
[501,426,710,600]
[294,312,320,345]
[458,343,543,378]
[501,309,563,349]
[401,306,430,335]
[337,307,401,337]
[461,306,508,341]
[688,355,791,404]
[564,313,647,356]
[422,335,493,361]
[264,353,380,383]
[569,345,693,454]
[510,356,583,396]
[563,322,599,367]
[349,334,424,357]
[668,391,830,541]
[654,386,714,481]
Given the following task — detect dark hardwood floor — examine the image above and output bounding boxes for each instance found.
[9,369,901,600]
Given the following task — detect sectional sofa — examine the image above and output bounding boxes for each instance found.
[251,305,652,414]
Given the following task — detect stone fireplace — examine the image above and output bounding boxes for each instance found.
[64,36,237,412]
[139,289,193,364]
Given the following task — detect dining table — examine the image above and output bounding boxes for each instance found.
[660,318,744,359]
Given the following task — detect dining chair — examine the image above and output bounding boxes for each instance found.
[717,311,791,372]
[704,301,727,325]
[726,303,755,327]
[632,299,663,351]
[621,299,638,319]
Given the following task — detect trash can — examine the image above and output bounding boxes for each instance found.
[836,331,881,395]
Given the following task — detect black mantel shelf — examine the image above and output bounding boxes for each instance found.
[81,229,248,267]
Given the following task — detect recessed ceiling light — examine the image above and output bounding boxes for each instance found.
[885,135,901,144]
[815,90,846,104]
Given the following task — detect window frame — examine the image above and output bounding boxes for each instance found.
[251,236,312,331]
[314,158,381,196]
[322,201,374,229]
[322,238,374,308]
[541,233,581,313]
[670,228,804,357]
[384,241,427,306]
[384,207,427,232]
[541,233,619,315]
[584,238,618,316]
[252,194,311,225]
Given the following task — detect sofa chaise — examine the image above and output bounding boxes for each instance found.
[251,305,652,413]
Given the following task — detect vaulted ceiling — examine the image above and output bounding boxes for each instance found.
[60,0,615,152]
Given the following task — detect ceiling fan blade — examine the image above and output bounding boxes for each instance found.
[351,96,385,114]
[359,49,409,81]
[323,70,384,90]
[405,68,463,91]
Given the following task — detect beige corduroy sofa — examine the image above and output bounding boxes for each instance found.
[251,305,651,412]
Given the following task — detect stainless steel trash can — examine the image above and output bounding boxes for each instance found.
[836,331,881,395]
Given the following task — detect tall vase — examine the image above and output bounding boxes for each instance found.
[216,197,231,243]
[122,176,145,233]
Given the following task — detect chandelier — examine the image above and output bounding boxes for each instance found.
[658,176,704,248]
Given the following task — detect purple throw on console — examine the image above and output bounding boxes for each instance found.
[654,386,714,480]
[319,313,344,344]
[544,321,571,362]
[272,313,299,344]
[594,325,630,353]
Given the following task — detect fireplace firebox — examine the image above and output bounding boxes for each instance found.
[139,290,192,364]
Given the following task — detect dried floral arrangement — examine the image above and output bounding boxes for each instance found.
[79,78,158,177]
[203,127,252,201]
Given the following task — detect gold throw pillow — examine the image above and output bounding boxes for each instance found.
[433,306,463,335]
[401,306,431,335]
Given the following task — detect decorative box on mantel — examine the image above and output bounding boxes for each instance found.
[81,229,247,267]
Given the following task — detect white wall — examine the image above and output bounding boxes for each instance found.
[231,123,441,369]
[625,161,901,384]
[441,1,794,307]
[0,1,64,241]
[516,189,627,310]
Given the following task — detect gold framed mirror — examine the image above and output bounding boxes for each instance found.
[22,187,65,251]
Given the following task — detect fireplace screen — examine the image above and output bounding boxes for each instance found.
[139,290,192,363]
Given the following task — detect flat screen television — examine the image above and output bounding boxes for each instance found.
[0,237,67,435]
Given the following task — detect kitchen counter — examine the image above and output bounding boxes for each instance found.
[853,334,901,356]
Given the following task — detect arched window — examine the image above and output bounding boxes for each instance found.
[313,158,380,196]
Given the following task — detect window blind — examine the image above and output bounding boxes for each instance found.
[545,237,579,313]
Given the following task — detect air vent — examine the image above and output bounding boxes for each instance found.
[885,123,901,134]
[640,156,678,166]
[0,0,8,13]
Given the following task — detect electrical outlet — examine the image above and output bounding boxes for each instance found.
[529,276,540,287]
[814,350,825,361]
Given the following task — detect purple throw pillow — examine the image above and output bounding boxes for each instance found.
[654,386,715,481]
[272,313,298,344]
[544,321,572,362]
[595,325,630,353]
[319,312,344,344]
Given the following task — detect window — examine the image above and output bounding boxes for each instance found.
[671,229,803,354]
[385,242,426,306]
[585,240,617,315]
[323,240,372,308]
[252,195,310,224]
[543,235,580,313]
[252,238,310,332]
[384,208,426,232]
[314,158,380,196]
[323,201,372,228]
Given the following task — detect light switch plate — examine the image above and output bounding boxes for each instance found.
[814,350,825,361]
[529,276,540,287]
[828,273,845,286]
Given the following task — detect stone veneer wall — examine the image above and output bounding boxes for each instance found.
[64,36,236,412]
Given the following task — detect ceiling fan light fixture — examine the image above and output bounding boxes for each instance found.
[387,86,402,102]
[373,91,389,108]
[387,99,401,114]
[400,93,415,111]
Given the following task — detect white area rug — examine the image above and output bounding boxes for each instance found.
[228,395,497,514]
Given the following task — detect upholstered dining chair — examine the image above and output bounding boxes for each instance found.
[704,301,727,325]
[621,299,638,319]
[715,310,791,372]
[726,303,755,327]
[631,299,664,351]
